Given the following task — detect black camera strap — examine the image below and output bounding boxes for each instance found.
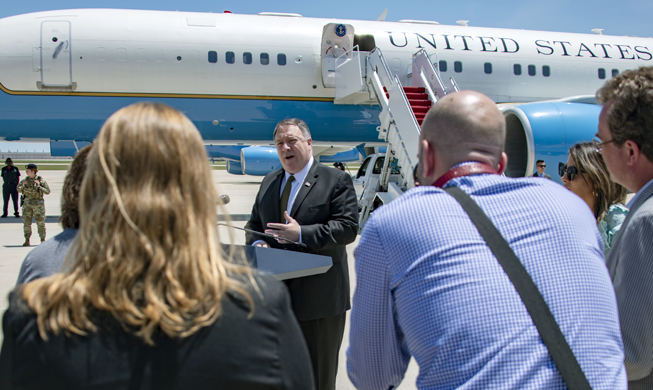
[444,186,591,390]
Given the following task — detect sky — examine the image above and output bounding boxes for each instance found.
[0,0,650,152]
[1,0,651,37]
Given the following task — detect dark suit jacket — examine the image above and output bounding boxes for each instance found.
[532,172,552,179]
[245,162,359,321]
[0,275,314,390]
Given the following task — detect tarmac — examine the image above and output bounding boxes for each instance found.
[0,169,420,390]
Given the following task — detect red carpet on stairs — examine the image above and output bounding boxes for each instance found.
[403,86,432,126]
[382,86,433,126]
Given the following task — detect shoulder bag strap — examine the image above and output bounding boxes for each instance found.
[444,186,592,390]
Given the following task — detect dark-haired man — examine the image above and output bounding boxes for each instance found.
[597,66,653,389]
[1,158,20,217]
[532,159,551,179]
[246,118,358,390]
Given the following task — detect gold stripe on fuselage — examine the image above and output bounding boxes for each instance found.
[0,82,335,102]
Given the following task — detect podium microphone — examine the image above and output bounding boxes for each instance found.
[220,195,230,204]
[217,223,307,249]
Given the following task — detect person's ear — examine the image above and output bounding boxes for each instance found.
[420,139,436,179]
[624,140,640,167]
[496,152,509,175]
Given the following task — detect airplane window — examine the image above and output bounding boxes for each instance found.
[260,53,269,65]
[612,69,619,77]
[542,65,550,77]
[372,157,385,175]
[439,60,447,72]
[208,51,217,63]
[598,68,606,79]
[278,53,287,66]
[484,62,492,74]
[243,52,252,65]
[528,65,536,76]
[226,51,235,64]
[514,64,522,75]
[356,157,371,178]
[454,61,462,73]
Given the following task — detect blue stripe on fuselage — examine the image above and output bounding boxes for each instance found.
[0,91,381,142]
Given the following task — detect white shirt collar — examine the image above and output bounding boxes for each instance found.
[284,156,314,186]
[627,177,653,208]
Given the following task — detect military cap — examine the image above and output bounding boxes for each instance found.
[25,163,38,170]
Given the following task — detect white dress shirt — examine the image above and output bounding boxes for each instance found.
[252,157,314,246]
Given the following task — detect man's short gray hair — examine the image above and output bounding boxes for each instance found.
[273,118,312,140]
[596,66,653,162]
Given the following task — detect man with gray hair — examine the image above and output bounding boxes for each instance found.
[347,91,626,389]
[596,66,653,389]
[246,118,359,390]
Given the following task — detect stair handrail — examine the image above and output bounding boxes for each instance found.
[367,48,395,92]
[412,49,448,101]
[449,77,461,92]
[382,75,421,186]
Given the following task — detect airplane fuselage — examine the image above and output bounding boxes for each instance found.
[0,9,651,147]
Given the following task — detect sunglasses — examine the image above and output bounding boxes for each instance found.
[558,162,584,181]
[537,164,546,168]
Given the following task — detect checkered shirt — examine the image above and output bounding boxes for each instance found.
[347,173,626,389]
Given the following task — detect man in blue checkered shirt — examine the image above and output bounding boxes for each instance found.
[347,91,626,389]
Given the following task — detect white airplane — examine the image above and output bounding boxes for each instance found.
[0,9,650,177]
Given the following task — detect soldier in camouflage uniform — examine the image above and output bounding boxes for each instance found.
[17,163,50,246]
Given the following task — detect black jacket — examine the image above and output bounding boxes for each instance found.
[0,275,314,390]
[245,162,359,321]
[1,166,20,185]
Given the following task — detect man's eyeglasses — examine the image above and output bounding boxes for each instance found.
[537,164,546,168]
[594,138,615,152]
[558,162,584,181]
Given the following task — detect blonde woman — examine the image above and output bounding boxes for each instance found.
[0,102,314,390]
[559,141,628,254]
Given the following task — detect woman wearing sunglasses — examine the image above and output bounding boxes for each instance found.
[559,141,628,254]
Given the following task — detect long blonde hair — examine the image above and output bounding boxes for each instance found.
[21,102,252,344]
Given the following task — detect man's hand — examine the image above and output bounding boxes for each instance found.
[265,212,301,244]
[34,180,40,187]
[253,241,270,248]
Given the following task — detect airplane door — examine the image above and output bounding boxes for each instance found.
[321,23,354,88]
[41,21,72,87]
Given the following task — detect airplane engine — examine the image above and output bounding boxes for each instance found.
[240,146,282,176]
[226,160,244,175]
[206,145,247,160]
[501,102,602,182]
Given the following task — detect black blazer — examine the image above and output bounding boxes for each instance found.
[245,162,359,321]
[0,275,314,390]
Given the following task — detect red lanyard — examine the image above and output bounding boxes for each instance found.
[433,162,498,188]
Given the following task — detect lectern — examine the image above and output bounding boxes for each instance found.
[234,245,333,280]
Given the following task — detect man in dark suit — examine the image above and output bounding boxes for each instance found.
[532,159,551,179]
[245,118,359,390]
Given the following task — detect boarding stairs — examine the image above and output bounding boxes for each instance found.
[334,48,459,229]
